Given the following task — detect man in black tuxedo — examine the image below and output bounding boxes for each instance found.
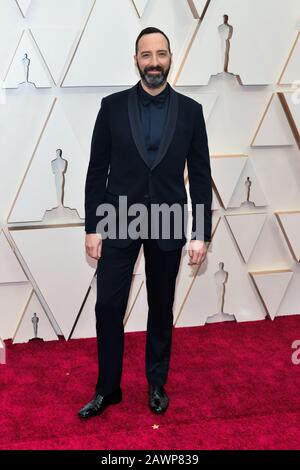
[78,27,212,419]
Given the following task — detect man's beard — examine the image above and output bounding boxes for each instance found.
[137,62,171,89]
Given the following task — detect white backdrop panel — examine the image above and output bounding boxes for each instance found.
[10,226,96,338]
[177,0,300,85]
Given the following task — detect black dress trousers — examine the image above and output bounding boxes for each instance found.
[95,232,182,395]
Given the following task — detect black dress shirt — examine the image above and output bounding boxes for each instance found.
[137,80,170,168]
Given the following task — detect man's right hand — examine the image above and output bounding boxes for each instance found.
[85,233,102,260]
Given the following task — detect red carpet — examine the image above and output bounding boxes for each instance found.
[1,316,300,450]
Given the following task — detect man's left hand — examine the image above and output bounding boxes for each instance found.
[188,240,209,266]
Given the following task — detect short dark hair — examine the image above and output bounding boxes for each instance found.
[135,27,171,55]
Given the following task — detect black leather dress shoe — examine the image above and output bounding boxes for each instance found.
[78,388,122,419]
[148,385,169,414]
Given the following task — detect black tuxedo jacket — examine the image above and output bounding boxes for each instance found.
[84,81,212,251]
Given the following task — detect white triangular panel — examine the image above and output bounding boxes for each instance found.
[73,269,145,338]
[3,30,52,89]
[252,94,295,146]
[13,292,58,343]
[132,0,149,16]
[203,74,270,155]
[70,277,97,339]
[173,249,195,321]
[63,0,196,87]
[30,28,78,85]
[0,2,21,80]
[176,240,217,326]
[175,206,216,321]
[250,270,293,320]
[0,338,5,364]
[177,0,299,85]
[138,0,197,84]
[10,227,96,339]
[1,93,55,228]
[279,32,300,85]
[54,92,109,157]
[63,0,141,86]
[228,160,268,208]
[9,100,87,223]
[177,218,265,326]
[15,0,31,17]
[276,272,300,317]
[284,92,300,136]
[177,15,221,84]
[174,211,221,323]
[0,230,27,283]
[182,92,219,123]
[225,213,267,263]
[211,188,221,211]
[211,155,247,208]
[0,283,32,339]
[276,212,300,262]
[133,247,145,275]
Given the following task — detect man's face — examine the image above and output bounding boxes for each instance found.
[135,33,172,89]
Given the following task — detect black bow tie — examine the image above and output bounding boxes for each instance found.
[140,90,168,108]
